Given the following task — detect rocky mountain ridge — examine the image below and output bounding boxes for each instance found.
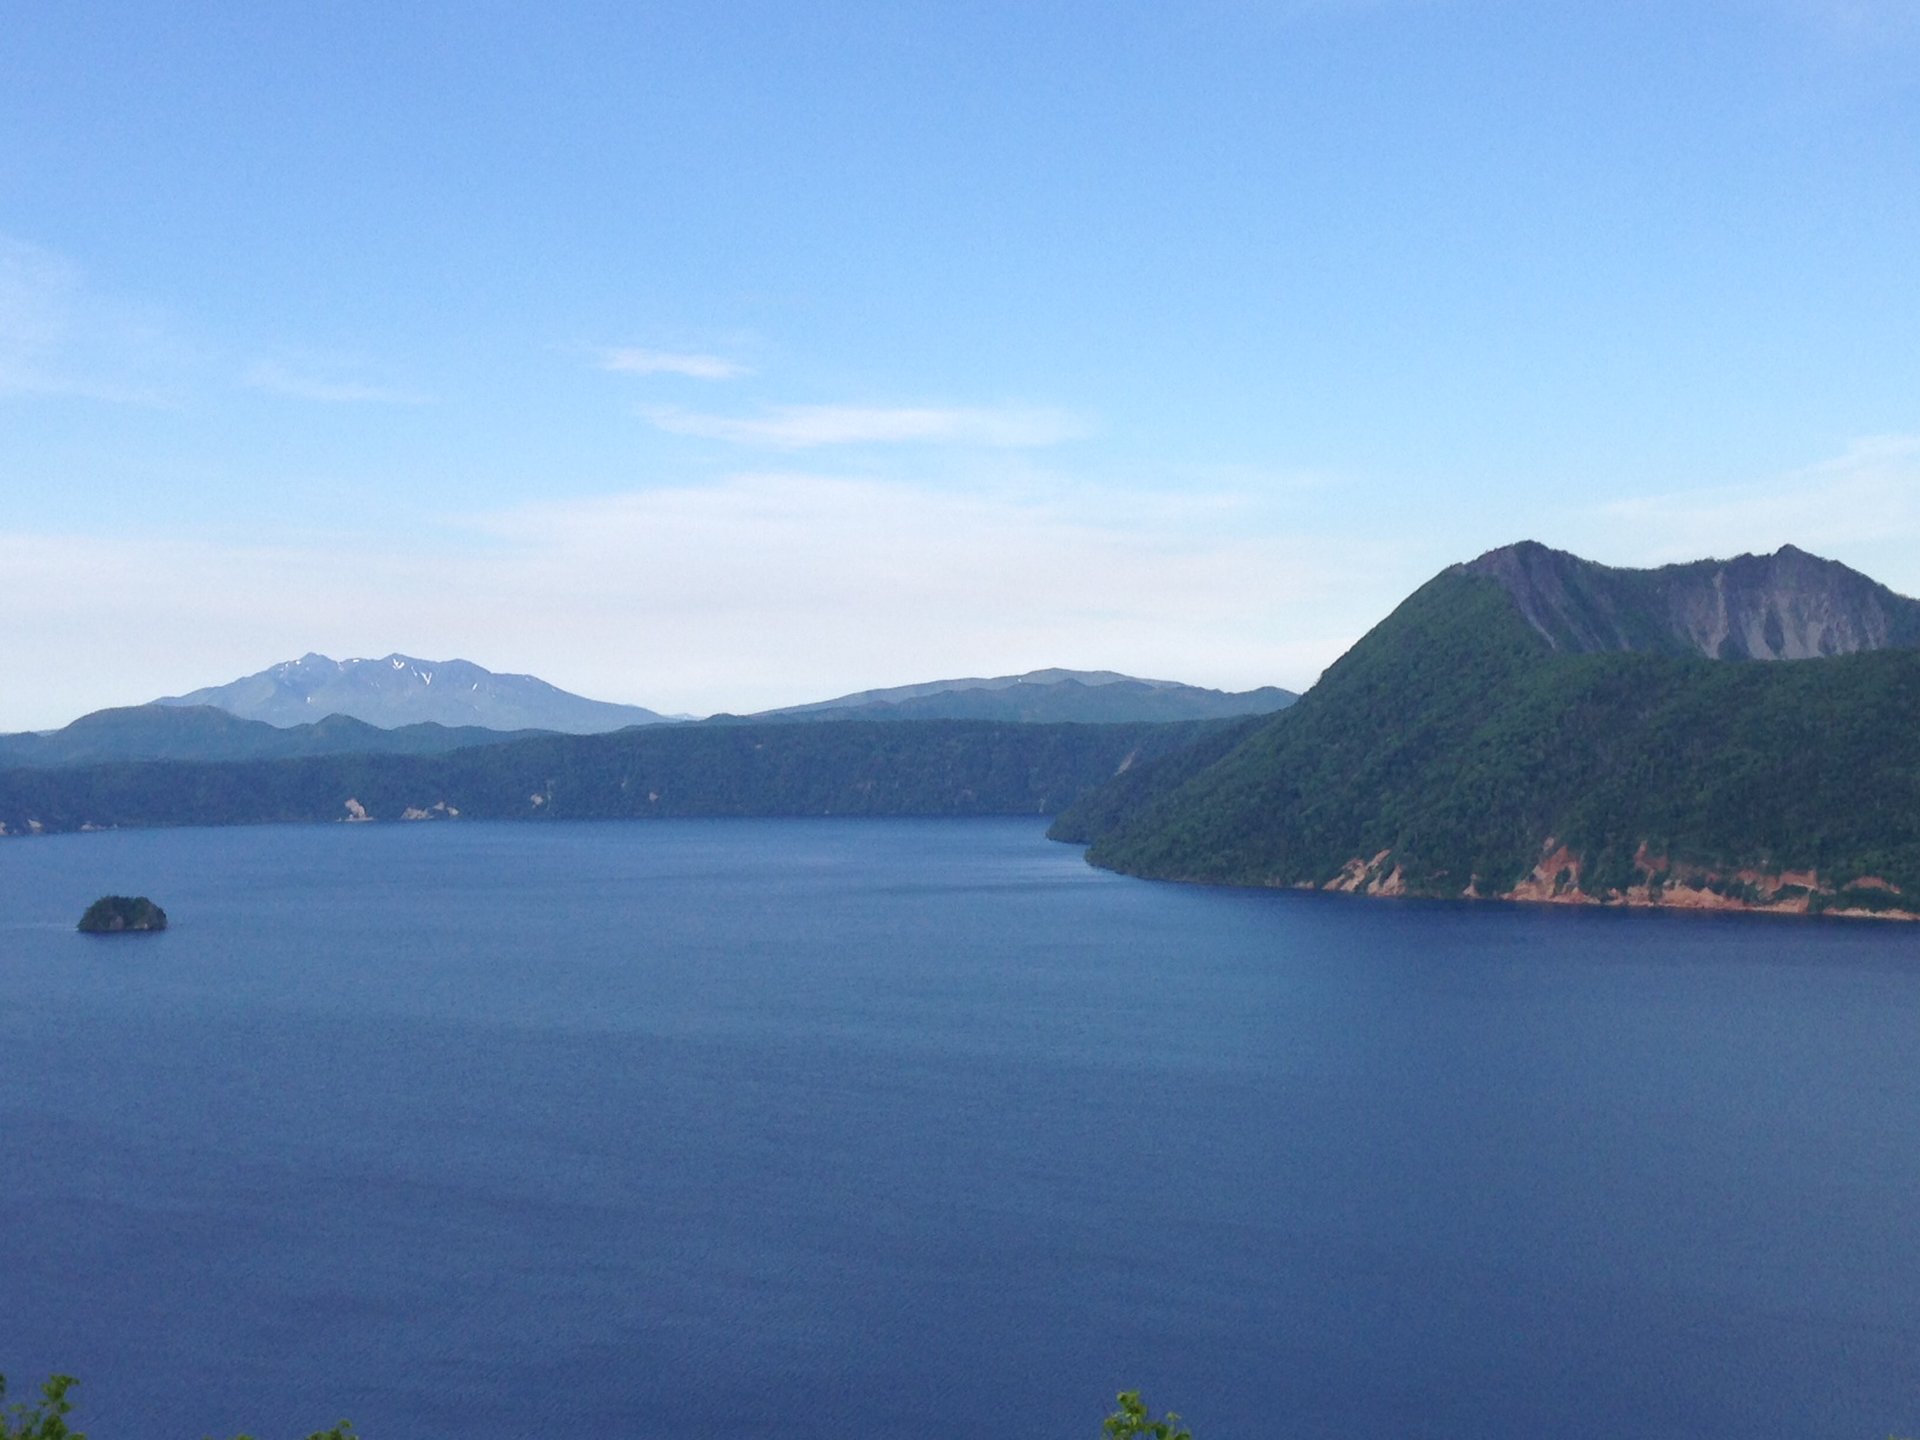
[1463,540,1920,660]
[155,653,668,733]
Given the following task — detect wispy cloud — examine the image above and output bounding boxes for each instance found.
[599,346,749,380]
[1575,433,1920,593]
[442,470,1392,707]
[0,471,1389,727]
[242,359,432,406]
[645,403,1087,449]
[0,234,184,403]
[1779,0,1920,43]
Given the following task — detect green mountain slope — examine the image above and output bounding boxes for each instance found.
[1057,560,1920,916]
[751,669,1296,724]
[0,719,1217,837]
[1045,712,1272,844]
[0,704,551,769]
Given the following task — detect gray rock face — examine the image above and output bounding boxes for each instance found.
[155,654,667,733]
[1462,542,1920,660]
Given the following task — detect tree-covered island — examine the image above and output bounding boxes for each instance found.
[76,896,168,934]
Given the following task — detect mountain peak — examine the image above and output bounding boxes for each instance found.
[1459,541,1920,660]
[156,655,667,733]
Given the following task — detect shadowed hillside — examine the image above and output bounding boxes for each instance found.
[0,705,548,769]
[0,718,1221,837]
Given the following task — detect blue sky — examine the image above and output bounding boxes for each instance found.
[5,1,1919,728]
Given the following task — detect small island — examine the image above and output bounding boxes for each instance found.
[77,895,168,934]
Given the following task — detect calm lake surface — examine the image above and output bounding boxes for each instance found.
[2,818,1916,1439]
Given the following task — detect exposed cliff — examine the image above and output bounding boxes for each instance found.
[1320,839,1912,920]
[1463,540,1920,660]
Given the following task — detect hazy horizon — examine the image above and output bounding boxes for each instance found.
[21,530,1916,734]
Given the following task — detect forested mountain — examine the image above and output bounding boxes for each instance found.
[0,719,1218,836]
[1054,545,1920,917]
[750,668,1296,724]
[155,653,667,732]
[0,704,547,768]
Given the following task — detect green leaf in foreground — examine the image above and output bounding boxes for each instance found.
[0,1374,353,1440]
[0,1374,85,1440]
[1101,1390,1192,1440]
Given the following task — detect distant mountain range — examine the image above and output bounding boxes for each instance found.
[1,660,1297,771]
[138,656,1298,734]
[747,668,1297,725]
[0,705,550,770]
[1054,542,1920,918]
[154,653,669,733]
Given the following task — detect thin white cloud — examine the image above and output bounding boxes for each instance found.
[1777,0,1920,43]
[0,234,184,403]
[242,359,432,406]
[0,238,71,387]
[599,346,748,380]
[645,403,1087,449]
[1573,433,1920,594]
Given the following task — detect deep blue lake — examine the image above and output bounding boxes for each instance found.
[2,818,1916,1439]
